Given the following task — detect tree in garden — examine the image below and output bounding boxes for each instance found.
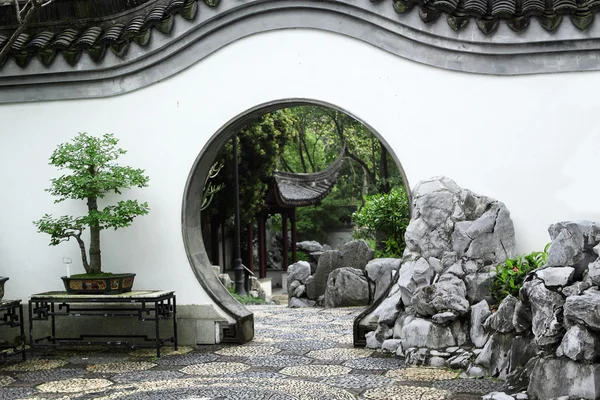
[275,106,405,243]
[203,109,295,225]
[34,133,150,275]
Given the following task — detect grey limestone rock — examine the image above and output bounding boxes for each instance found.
[445,261,465,278]
[303,276,315,299]
[410,274,469,318]
[534,266,575,287]
[381,338,402,353]
[398,257,434,306]
[365,331,383,349]
[587,258,600,286]
[471,300,492,348]
[323,267,369,308]
[365,258,401,301]
[374,283,402,325]
[400,316,456,349]
[465,272,495,304]
[467,365,485,377]
[512,300,532,334]
[307,250,342,299]
[448,351,472,369]
[288,297,316,308]
[412,176,461,199]
[428,356,446,367]
[415,190,455,228]
[427,257,444,274]
[482,392,515,400]
[475,332,515,378]
[562,280,591,297]
[484,295,517,333]
[556,324,599,362]
[339,239,374,271]
[547,221,600,279]
[563,289,600,331]
[292,284,306,298]
[432,311,459,324]
[528,357,600,400]
[521,279,565,347]
[509,336,539,373]
[289,280,301,292]
[464,204,516,264]
[296,240,323,253]
[218,273,234,291]
[450,319,469,346]
[287,261,311,292]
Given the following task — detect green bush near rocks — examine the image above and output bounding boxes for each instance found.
[491,243,550,304]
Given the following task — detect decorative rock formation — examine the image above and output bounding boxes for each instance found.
[323,267,371,307]
[365,258,401,301]
[528,357,600,400]
[339,239,374,270]
[296,240,323,253]
[306,250,343,300]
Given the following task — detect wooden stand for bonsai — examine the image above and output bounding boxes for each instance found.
[28,290,177,357]
[0,300,26,361]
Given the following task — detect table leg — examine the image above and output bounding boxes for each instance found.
[173,296,178,351]
[18,304,25,361]
[28,300,33,349]
[50,302,56,344]
[155,300,160,358]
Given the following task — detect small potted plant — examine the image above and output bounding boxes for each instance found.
[34,133,150,294]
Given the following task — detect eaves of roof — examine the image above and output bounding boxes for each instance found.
[0,0,211,68]
[392,0,599,34]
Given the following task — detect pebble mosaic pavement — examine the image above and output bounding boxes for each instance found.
[0,305,504,399]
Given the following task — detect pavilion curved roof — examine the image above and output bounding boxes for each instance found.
[267,147,345,208]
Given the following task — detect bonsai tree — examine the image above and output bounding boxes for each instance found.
[34,133,150,275]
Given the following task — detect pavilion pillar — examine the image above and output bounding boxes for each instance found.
[246,221,254,274]
[258,212,266,279]
[291,207,297,264]
[210,218,220,266]
[282,212,289,272]
[221,223,226,272]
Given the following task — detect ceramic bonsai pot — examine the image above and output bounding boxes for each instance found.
[61,273,135,295]
[0,277,8,300]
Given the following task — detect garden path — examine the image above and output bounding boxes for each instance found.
[0,305,503,399]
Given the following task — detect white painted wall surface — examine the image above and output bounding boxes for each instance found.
[1,29,599,304]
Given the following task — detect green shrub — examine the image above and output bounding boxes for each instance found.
[227,287,266,305]
[288,251,310,263]
[491,243,550,304]
[352,187,410,258]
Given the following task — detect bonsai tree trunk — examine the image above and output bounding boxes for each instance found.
[87,196,102,274]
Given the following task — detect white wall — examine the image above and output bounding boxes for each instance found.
[1,28,599,303]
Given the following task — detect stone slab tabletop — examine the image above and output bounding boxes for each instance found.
[0,299,21,309]
[29,290,175,301]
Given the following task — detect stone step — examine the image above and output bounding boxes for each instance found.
[271,294,288,305]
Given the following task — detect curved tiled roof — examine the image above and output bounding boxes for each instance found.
[0,0,208,67]
[390,0,600,34]
[269,148,345,208]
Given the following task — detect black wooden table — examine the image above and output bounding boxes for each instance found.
[29,290,177,357]
[0,299,26,361]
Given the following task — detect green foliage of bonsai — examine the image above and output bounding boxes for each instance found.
[491,243,550,304]
[352,187,410,258]
[33,133,150,275]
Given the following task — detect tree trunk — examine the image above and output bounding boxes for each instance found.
[379,144,390,193]
[87,196,102,274]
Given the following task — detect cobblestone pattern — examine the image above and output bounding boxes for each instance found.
[0,305,503,399]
